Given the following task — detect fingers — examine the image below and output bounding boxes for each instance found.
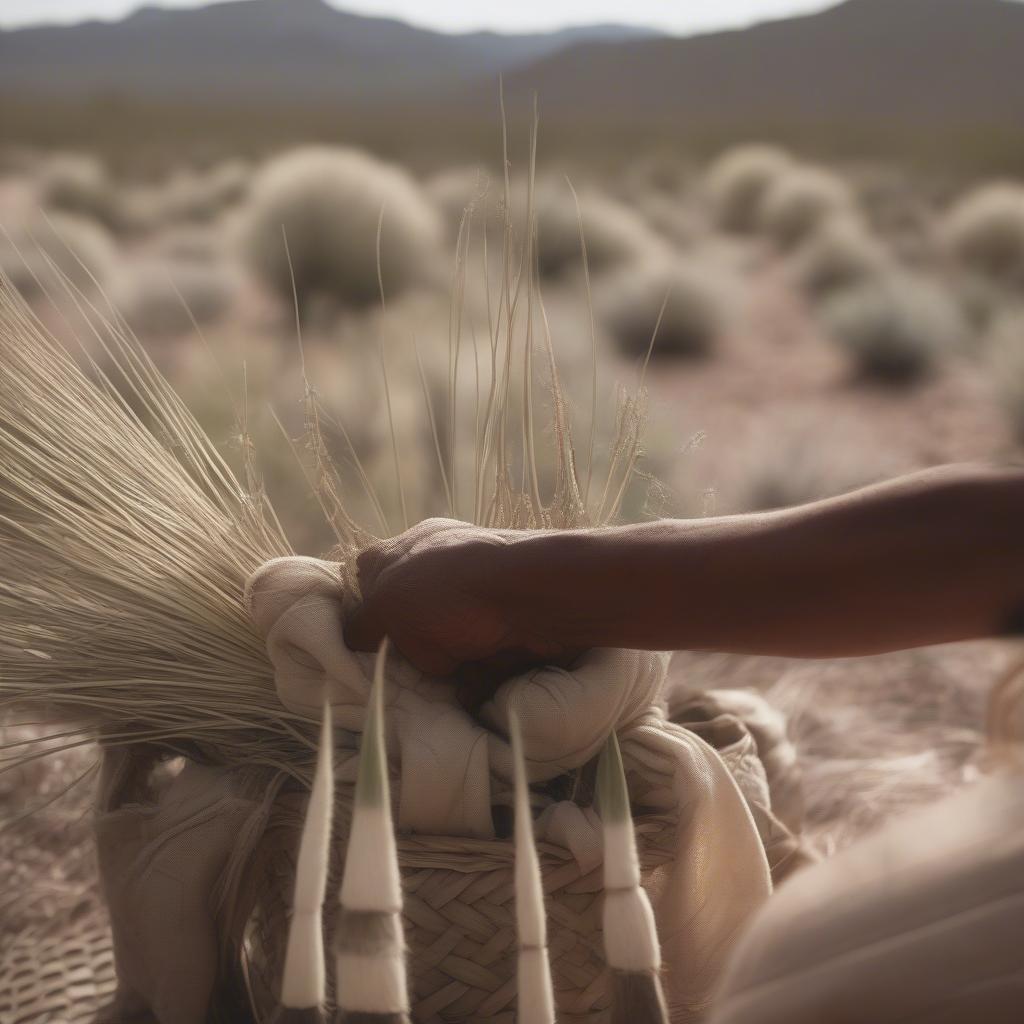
[342,597,386,652]
[344,596,460,679]
[354,541,394,596]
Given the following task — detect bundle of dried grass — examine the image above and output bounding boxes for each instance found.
[0,270,310,779]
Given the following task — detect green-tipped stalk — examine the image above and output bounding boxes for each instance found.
[596,732,668,1024]
[334,639,410,1024]
[277,700,334,1022]
[510,713,555,1024]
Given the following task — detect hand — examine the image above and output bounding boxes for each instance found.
[343,519,584,698]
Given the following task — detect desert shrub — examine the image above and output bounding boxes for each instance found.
[705,144,793,234]
[115,258,238,339]
[424,165,494,234]
[792,215,892,299]
[157,160,252,224]
[39,153,121,229]
[154,224,224,264]
[0,210,117,300]
[821,272,965,385]
[955,271,1013,334]
[428,172,658,278]
[599,259,731,360]
[238,146,443,316]
[629,155,693,195]
[852,165,938,264]
[942,183,1024,291]
[633,191,707,248]
[533,180,659,280]
[988,308,1024,443]
[760,166,854,250]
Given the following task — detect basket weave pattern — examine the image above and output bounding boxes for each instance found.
[242,772,678,1023]
[0,908,116,1024]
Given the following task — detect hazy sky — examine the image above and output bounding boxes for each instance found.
[0,0,837,35]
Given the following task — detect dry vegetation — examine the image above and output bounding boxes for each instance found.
[1,136,1023,1017]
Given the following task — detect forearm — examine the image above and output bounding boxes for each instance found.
[504,464,1024,658]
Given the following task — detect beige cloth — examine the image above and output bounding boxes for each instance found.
[709,771,1024,1024]
[669,688,814,884]
[247,554,775,1020]
[95,748,275,1024]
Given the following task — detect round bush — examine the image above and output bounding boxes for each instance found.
[760,166,854,250]
[821,273,965,385]
[533,180,658,280]
[238,146,443,315]
[0,210,117,300]
[158,160,252,225]
[792,215,891,299]
[116,258,237,339]
[705,144,793,234]
[424,165,494,234]
[39,153,121,229]
[943,183,1024,291]
[600,259,731,360]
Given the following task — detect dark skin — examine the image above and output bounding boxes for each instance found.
[345,464,1024,693]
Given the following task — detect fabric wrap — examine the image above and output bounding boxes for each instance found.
[709,771,1024,1024]
[246,553,776,1019]
[95,748,275,1024]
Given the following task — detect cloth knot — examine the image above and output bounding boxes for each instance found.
[245,555,668,838]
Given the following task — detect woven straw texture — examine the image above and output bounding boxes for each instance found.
[0,899,116,1024]
[242,792,679,1024]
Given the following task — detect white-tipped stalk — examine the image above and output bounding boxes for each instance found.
[510,713,555,1024]
[279,700,334,1016]
[335,640,410,1022]
[597,732,668,1024]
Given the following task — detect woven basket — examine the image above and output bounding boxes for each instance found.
[240,762,679,1024]
[0,898,116,1024]
[0,691,803,1023]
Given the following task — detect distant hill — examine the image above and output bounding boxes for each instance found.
[2,0,1023,173]
[491,0,1024,134]
[0,0,659,103]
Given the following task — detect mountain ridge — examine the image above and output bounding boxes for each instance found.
[0,0,662,103]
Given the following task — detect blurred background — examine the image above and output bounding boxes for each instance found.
[3,0,1023,544]
[3,0,1024,946]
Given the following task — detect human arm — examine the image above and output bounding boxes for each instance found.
[344,463,1024,675]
